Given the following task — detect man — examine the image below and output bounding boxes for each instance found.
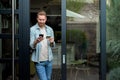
[30,10,55,80]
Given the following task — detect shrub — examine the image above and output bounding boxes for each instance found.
[108,67,120,80]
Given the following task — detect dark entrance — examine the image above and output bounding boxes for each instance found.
[0,0,30,80]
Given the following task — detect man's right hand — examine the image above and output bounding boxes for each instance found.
[34,36,43,47]
[37,36,43,42]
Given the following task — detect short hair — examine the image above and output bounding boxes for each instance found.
[37,10,47,17]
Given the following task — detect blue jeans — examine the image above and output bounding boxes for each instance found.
[34,61,52,80]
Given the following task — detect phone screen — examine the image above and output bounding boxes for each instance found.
[46,36,51,38]
[39,34,44,37]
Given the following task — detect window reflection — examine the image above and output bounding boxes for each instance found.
[67,0,100,80]
[0,14,19,34]
[0,0,18,9]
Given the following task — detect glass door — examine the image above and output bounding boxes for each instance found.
[66,0,100,80]
[0,0,19,79]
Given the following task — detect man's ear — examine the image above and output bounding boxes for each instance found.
[46,17,47,21]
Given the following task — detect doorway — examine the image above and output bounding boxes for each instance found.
[30,0,62,80]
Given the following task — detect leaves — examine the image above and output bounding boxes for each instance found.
[66,29,87,44]
[107,40,120,57]
[66,0,85,13]
[108,67,120,80]
[107,0,120,39]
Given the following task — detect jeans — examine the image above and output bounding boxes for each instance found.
[35,60,52,80]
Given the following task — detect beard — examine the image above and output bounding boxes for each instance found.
[38,23,45,27]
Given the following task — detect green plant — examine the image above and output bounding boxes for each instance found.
[66,29,87,43]
[108,67,120,80]
[106,0,120,71]
[107,40,120,70]
[66,29,88,60]
[107,40,120,57]
[66,0,84,13]
[107,0,120,39]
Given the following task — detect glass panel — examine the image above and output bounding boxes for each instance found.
[30,0,61,79]
[0,39,19,80]
[0,39,18,58]
[66,0,100,80]
[0,14,19,34]
[106,0,120,79]
[1,39,12,58]
[0,0,19,9]
[0,63,12,80]
[0,63,19,80]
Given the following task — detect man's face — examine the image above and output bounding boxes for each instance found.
[37,15,47,27]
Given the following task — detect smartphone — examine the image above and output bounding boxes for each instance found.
[46,36,51,38]
[39,34,44,37]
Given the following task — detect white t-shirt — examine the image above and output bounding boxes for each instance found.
[39,27,48,61]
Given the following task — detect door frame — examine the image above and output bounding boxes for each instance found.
[19,0,30,80]
[100,0,106,80]
[61,0,67,80]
